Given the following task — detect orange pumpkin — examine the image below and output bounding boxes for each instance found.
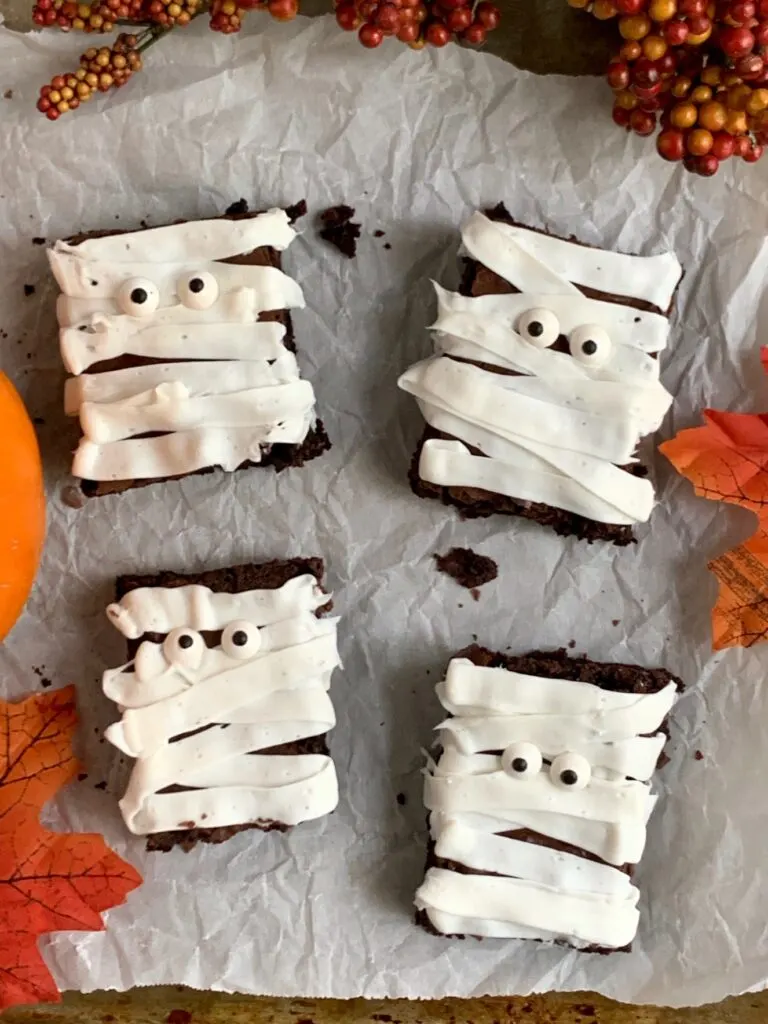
[0,373,45,640]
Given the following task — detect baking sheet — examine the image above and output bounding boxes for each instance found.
[1,15,767,1007]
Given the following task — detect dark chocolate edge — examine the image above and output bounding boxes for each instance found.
[417,645,683,952]
[67,201,331,496]
[115,556,333,853]
[408,202,683,546]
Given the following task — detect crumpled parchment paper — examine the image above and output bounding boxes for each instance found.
[1,14,767,1007]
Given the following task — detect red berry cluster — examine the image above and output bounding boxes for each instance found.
[570,0,768,172]
[37,33,142,118]
[209,0,296,32]
[335,0,499,49]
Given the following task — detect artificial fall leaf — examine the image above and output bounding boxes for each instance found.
[0,686,142,1010]
[660,361,768,650]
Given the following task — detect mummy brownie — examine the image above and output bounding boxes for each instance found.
[50,203,330,496]
[103,558,340,851]
[398,203,683,544]
[415,645,681,952]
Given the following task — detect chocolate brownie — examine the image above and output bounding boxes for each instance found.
[51,201,331,496]
[399,203,683,544]
[103,558,340,852]
[415,644,682,952]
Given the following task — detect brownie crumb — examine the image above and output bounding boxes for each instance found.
[434,547,498,592]
[77,773,88,782]
[166,1011,192,1024]
[568,639,576,649]
[694,749,704,760]
[139,219,149,229]
[373,229,385,238]
[61,484,87,509]
[396,792,407,806]
[3,89,12,99]
[225,198,248,217]
[23,284,35,297]
[612,618,621,626]
[319,205,361,259]
[470,587,481,601]
[32,236,45,245]
[383,242,392,250]
[94,781,107,790]
[285,199,308,223]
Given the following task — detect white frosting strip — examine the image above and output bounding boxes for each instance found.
[423,907,567,942]
[430,809,647,867]
[400,358,641,464]
[65,355,300,413]
[54,209,297,263]
[442,662,676,722]
[131,716,335,794]
[109,632,340,758]
[434,284,670,355]
[441,661,677,721]
[461,211,682,310]
[416,868,640,949]
[424,768,652,824]
[419,439,651,526]
[108,575,328,638]
[434,821,633,896]
[61,320,288,376]
[72,418,311,481]
[437,719,665,779]
[51,251,305,309]
[105,613,337,705]
[79,379,315,445]
[121,755,339,835]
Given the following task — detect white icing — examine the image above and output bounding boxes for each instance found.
[415,869,639,948]
[64,355,299,413]
[418,656,676,946]
[461,211,682,310]
[419,439,653,526]
[53,211,316,483]
[107,574,328,637]
[103,576,340,836]
[79,380,315,445]
[398,212,681,526]
[55,208,297,262]
[50,250,304,307]
[438,720,665,780]
[71,419,312,481]
[440,659,678,720]
[434,822,633,895]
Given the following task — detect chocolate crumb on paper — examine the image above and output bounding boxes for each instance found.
[32,237,45,245]
[373,229,385,237]
[3,89,12,99]
[434,547,498,592]
[694,749,704,760]
[318,205,361,259]
[396,792,407,806]
[285,199,308,223]
[23,284,35,297]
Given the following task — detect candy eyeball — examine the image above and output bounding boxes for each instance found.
[177,270,219,311]
[550,751,591,790]
[117,277,160,317]
[569,324,612,367]
[501,741,543,780]
[221,620,261,660]
[516,308,560,348]
[163,627,205,671]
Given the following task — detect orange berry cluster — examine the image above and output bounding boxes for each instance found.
[208,0,297,32]
[37,34,142,119]
[569,0,768,172]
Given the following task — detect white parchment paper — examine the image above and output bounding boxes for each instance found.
[1,15,768,1006]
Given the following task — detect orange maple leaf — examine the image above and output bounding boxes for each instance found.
[660,359,768,650]
[0,685,142,1011]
